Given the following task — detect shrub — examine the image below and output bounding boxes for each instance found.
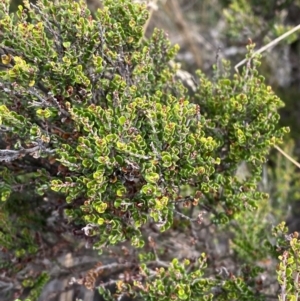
[0,0,298,300]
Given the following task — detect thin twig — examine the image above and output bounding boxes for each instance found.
[274,145,300,169]
[94,262,133,274]
[234,24,300,74]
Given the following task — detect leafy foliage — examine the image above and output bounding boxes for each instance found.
[273,222,300,301]
[0,0,297,300]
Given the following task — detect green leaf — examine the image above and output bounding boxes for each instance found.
[118,116,127,126]
[145,172,160,184]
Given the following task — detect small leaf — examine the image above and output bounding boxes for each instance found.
[63,41,71,48]
[1,54,12,65]
[28,80,35,87]
[145,172,160,184]
[118,116,126,126]
[97,217,105,225]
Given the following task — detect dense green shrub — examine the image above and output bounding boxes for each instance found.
[0,0,299,300]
